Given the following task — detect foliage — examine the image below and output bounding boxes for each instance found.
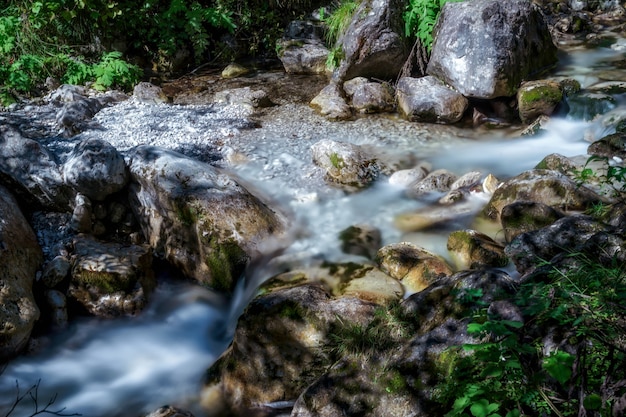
[404,0,462,52]
[573,155,626,200]
[434,252,626,416]
[320,0,359,70]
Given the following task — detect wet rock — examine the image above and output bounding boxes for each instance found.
[0,125,76,211]
[344,77,395,114]
[342,267,404,304]
[70,193,93,234]
[41,255,71,288]
[377,242,453,293]
[213,87,274,109]
[55,92,127,136]
[534,153,589,176]
[311,139,380,189]
[501,201,565,242]
[277,20,329,75]
[45,289,68,329]
[331,0,408,83]
[221,63,250,79]
[447,229,508,270]
[482,173,501,194]
[396,76,468,124]
[146,406,195,417]
[567,92,617,121]
[521,114,552,136]
[388,164,429,187]
[482,169,603,221]
[427,0,557,99]
[504,214,613,274]
[133,82,169,104]
[202,284,377,415]
[588,132,626,160]
[68,234,156,317]
[0,185,42,361]
[517,79,564,123]
[310,83,352,120]
[126,146,286,291]
[395,199,478,231]
[63,138,129,201]
[339,224,382,260]
[406,168,458,198]
[439,171,483,204]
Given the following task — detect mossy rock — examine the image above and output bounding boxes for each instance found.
[588,132,626,160]
[517,80,563,124]
[500,201,564,242]
[447,229,508,270]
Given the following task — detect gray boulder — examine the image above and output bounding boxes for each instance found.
[310,83,353,120]
[344,77,395,114]
[277,20,329,75]
[0,125,75,211]
[311,139,381,189]
[133,82,169,104]
[396,76,469,123]
[126,146,286,291]
[63,138,129,201]
[427,0,558,99]
[0,185,41,361]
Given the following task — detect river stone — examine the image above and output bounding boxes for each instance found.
[567,92,617,121]
[126,145,286,291]
[213,87,274,109]
[343,78,395,114]
[501,201,565,242]
[427,0,557,99]
[133,82,169,104]
[505,214,614,274]
[68,234,156,317]
[202,284,377,415]
[447,229,508,270]
[588,132,626,160]
[339,224,382,259]
[311,139,380,189]
[395,199,478,232]
[342,268,404,304]
[278,40,329,75]
[0,125,76,211]
[70,193,93,233]
[517,80,564,123]
[63,138,129,201]
[45,289,68,329]
[146,406,195,417]
[331,0,408,83]
[56,92,127,136]
[482,169,604,221]
[41,255,71,288]
[0,185,42,361]
[396,76,468,124]
[310,83,352,120]
[388,164,430,187]
[406,168,458,198]
[221,63,250,79]
[377,242,453,293]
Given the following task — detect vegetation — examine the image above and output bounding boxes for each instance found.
[434,253,626,417]
[404,0,461,52]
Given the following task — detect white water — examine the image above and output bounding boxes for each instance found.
[1,44,624,417]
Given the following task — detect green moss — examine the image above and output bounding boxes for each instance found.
[206,240,249,292]
[520,85,562,106]
[277,299,307,321]
[174,201,199,226]
[76,269,135,293]
[329,152,344,169]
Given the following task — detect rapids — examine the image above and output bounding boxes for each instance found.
[0,42,624,416]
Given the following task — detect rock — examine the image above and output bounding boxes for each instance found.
[406,168,458,198]
[377,242,453,293]
[310,83,352,120]
[482,169,604,221]
[69,193,93,233]
[396,76,468,124]
[0,185,42,361]
[588,132,626,160]
[133,82,169,104]
[439,171,484,204]
[505,214,613,274]
[213,87,274,108]
[45,289,68,329]
[221,63,250,79]
[482,173,501,194]
[342,267,404,304]
[567,92,617,121]
[55,92,127,136]
[501,201,565,242]
[202,284,377,415]
[277,22,329,76]
[63,138,129,201]
[0,125,76,211]
[126,146,286,291]
[395,199,478,232]
[447,229,508,270]
[521,114,551,136]
[388,164,429,187]
[517,79,564,123]
[427,0,557,99]
[68,234,156,317]
[45,84,88,103]
[310,139,380,189]
[331,0,408,82]
[344,78,395,114]
[41,255,71,288]
[145,406,195,417]
[338,224,382,259]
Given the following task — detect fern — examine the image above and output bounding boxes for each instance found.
[404,0,463,52]
[91,51,141,91]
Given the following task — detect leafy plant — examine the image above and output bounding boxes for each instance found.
[404,0,462,52]
[323,0,359,46]
[91,51,142,91]
[435,251,626,416]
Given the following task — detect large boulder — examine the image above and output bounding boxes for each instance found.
[62,138,129,201]
[331,0,408,83]
[126,146,286,291]
[0,125,75,211]
[0,185,42,361]
[427,0,558,99]
[311,139,381,189]
[396,76,468,124]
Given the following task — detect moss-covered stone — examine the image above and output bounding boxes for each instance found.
[517,80,563,124]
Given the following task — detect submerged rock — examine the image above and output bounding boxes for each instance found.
[311,139,381,189]
[0,185,42,361]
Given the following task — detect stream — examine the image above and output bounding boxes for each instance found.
[0,41,625,416]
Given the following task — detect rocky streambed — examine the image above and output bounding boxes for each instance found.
[1,10,626,417]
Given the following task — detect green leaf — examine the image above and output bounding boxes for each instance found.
[542,351,574,385]
[470,398,500,417]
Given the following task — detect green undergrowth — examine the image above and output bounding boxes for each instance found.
[434,251,626,417]
[404,0,463,52]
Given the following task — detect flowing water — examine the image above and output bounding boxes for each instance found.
[0,42,625,416]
